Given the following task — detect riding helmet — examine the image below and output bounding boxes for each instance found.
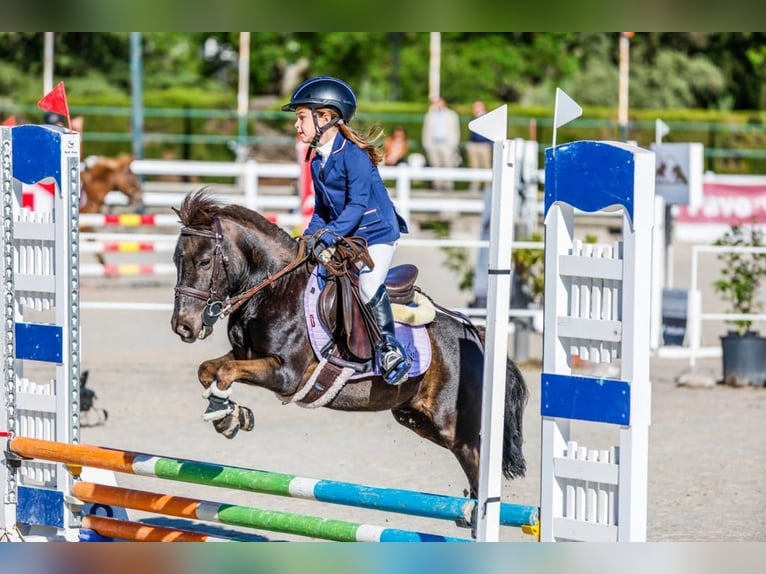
[281,76,357,122]
[43,112,66,126]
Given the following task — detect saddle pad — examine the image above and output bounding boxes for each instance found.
[304,268,432,380]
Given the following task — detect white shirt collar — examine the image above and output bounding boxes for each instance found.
[316,139,334,165]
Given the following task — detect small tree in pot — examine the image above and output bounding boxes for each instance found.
[712,223,766,386]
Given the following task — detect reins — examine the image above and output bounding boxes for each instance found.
[174,215,310,325]
[225,237,309,316]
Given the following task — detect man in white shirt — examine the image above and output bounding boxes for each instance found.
[421,97,461,191]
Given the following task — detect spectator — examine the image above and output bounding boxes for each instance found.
[465,100,493,191]
[421,96,461,190]
[382,126,409,166]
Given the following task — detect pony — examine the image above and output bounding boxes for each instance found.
[170,190,528,498]
[80,153,143,214]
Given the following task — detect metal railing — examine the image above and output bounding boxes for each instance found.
[678,244,766,365]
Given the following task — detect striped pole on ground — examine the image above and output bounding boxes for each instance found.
[82,514,235,542]
[74,482,469,542]
[11,437,538,529]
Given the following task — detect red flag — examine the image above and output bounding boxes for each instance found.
[37,81,71,130]
[1,116,16,126]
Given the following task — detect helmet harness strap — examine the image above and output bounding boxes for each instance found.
[304,110,342,162]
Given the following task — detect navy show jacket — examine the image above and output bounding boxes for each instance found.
[305,132,408,246]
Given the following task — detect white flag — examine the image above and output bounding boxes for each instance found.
[554,88,582,128]
[655,118,670,140]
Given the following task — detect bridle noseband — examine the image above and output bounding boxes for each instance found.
[174,214,309,326]
[174,215,231,326]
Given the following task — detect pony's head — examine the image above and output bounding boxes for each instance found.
[171,191,231,342]
[170,189,297,343]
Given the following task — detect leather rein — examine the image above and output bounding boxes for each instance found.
[174,215,310,326]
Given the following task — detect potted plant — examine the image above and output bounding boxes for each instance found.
[712,223,766,387]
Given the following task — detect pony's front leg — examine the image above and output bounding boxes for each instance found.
[197,351,235,390]
[197,351,257,440]
[209,356,284,393]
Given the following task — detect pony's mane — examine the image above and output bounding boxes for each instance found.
[176,189,294,246]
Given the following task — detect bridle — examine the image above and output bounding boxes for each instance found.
[174,215,309,326]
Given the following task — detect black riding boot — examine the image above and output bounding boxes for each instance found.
[367,285,412,386]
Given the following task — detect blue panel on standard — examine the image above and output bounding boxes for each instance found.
[541,372,630,425]
[544,141,635,220]
[18,486,65,528]
[15,323,63,363]
[12,125,63,190]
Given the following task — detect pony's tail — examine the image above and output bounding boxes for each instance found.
[471,324,528,480]
[502,357,528,479]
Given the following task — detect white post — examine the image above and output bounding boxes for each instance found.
[470,105,516,542]
[43,32,54,95]
[618,32,632,141]
[428,33,441,101]
[650,195,666,350]
[243,160,258,210]
[236,32,251,163]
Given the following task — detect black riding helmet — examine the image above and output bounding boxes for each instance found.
[282,76,358,161]
[281,76,357,122]
[43,112,66,126]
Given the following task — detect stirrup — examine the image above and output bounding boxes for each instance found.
[380,348,411,386]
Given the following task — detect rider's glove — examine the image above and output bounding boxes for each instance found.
[317,244,336,264]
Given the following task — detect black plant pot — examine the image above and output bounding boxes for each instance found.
[720,331,766,387]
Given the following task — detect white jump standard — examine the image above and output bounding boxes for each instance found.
[540,140,654,542]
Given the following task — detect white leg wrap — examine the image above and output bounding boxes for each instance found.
[201,381,232,400]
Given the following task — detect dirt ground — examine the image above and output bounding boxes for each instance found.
[67,231,765,543]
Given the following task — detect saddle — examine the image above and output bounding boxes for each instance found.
[317,263,419,364]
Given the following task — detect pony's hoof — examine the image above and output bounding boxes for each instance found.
[211,404,254,439]
[213,412,240,439]
[237,405,255,432]
[454,500,476,531]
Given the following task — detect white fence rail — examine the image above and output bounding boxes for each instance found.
[675,244,766,365]
[95,158,674,350]
[128,159,498,222]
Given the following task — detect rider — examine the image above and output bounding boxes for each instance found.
[282,76,412,386]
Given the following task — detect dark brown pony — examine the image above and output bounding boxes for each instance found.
[170,190,528,497]
[80,154,143,214]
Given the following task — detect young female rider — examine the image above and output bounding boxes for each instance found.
[282,76,411,386]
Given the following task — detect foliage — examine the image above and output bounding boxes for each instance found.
[512,231,545,304]
[427,220,474,293]
[3,32,766,169]
[2,33,766,111]
[630,49,727,110]
[713,224,766,336]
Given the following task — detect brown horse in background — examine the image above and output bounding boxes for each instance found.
[80,153,143,214]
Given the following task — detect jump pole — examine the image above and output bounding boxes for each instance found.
[81,515,235,542]
[10,437,538,531]
[73,482,470,542]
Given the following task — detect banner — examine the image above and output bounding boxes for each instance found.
[674,178,766,242]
